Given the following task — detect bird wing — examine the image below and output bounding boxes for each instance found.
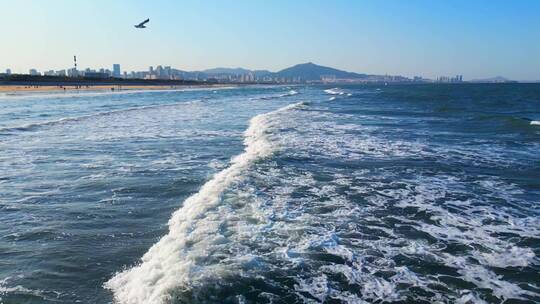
[139,18,150,26]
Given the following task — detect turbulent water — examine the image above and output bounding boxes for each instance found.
[0,84,539,304]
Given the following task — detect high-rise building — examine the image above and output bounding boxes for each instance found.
[156,65,163,78]
[68,68,78,77]
[113,64,121,77]
[5,68,11,75]
[29,69,39,76]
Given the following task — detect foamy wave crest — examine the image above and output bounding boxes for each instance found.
[324,88,352,100]
[250,89,299,101]
[105,102,307,304]
[531,120,540,126]
[284,89,299,96]
[0,277,59,301]
[324,88,345,95]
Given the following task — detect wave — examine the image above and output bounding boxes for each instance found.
[0,100,201,134]
[249,89,299,101]
[0,277,59,302]
[283,89,299,97]
[324,88,346,95]
[104,102,307,304]
[472,116,540,131]
[324,88,352,100]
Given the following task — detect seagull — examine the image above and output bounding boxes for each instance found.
[134,18,150,29]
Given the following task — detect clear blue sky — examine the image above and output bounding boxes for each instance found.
[1,0,539,80]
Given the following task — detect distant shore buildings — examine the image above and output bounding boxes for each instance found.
[0,65,465,84]
[436,75,463,83]
[0,60,483,84]
[112,64,121,78]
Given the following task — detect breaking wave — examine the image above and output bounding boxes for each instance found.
[0,277,60,302]
[249,89,299,101]
[104,98,539,303]
[324,88,346,95]
[105,102,307,304]
[324,88,352,100]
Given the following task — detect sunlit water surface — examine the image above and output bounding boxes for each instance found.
[0,84,539,303]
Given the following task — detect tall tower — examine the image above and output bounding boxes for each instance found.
[72,55,78,77]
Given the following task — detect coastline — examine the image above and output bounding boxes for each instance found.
[0,83,234,94]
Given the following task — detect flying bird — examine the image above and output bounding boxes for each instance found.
[134,18,150,29]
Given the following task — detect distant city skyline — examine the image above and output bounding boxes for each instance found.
[1,0,539,80]
[0,61,476,84]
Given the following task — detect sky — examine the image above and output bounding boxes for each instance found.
[1,0,539,80]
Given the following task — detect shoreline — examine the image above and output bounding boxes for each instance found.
[0,83,235,94]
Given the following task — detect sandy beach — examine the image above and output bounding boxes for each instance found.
[0,84,231,94]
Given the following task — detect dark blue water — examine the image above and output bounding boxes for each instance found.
[0,84,538,303]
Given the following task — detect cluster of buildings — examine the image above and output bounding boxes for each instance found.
[0,65,441,84]
[125,67,305,83]
[12,64,123,79]
[1,60,465,84]
[2,65,278,83]
[318,74,429,84]
[211,73,303,83]
[128,65,180,80]
[436,75,464,83]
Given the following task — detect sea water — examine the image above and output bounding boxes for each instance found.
[0,84,539,303]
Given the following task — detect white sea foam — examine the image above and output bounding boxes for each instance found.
[249,89,300,101]
[324,88,345,95]
[105,102,306,304]
[227,103,539,302]
[101,95,537,303]
[0,277,57,301]
[285,90,299,96]
[531,120,540,125]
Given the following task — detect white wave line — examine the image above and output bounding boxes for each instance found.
[104,101,306,304]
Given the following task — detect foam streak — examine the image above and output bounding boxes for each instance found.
[105,102,305,304]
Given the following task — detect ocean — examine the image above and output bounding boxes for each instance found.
[0,84,539,303]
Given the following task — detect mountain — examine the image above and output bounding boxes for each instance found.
[165,62,370,82]
[183,62,368,81]
[275,62,367,81]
